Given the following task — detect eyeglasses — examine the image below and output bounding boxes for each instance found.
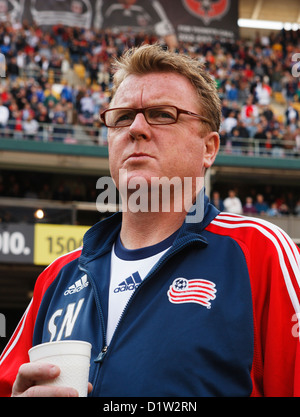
[100,105,212,128]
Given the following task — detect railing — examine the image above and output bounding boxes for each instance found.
[220,136,300,158]
[18,66,64,84]
[1,121,299,158]
[0,197,300,243]
[0,197,117,226]
[1,120,108,146]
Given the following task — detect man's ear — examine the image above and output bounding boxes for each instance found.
[203,131,220,169]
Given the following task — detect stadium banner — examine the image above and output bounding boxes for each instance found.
[0,223,89,265]
[0,223,34,264]
[5,0,238,43]
[33,224,89,265]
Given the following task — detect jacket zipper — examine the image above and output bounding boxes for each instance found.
[102,237,203,358]
[81,237,205,395]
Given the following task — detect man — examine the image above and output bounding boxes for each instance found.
[1,44,300,397]
[223,189,243,214]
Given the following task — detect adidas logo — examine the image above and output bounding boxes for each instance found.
[64,274,89,296]
[113,271,142,293]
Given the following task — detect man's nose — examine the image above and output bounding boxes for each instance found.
[129,112,151,141]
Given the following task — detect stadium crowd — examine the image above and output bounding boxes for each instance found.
[0,21,299,149]
[0,20,299,216]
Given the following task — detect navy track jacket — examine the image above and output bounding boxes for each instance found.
[1,196,300,396]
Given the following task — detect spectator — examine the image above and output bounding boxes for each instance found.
[78,89,94,126]
[22,102,35,121]
[253,122,267,152]
[295,200,300,217]
[0,98,9,129]
[223,189,243,214]
[240,96,259,137]
[231,117,250,154]
[254,194,269,214]
[52,103,67,124]
[243,196,257,215]
[23,114,39,140]
[271,62,283,92]
[225,80,239,103]
[255,77,272,107]
[210,191,224,212]
[267,202,280,217]
[285,102,299,126]
[222,110,237,134]
[52,116,66,142]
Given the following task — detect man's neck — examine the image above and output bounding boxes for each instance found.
[119,210,186,250]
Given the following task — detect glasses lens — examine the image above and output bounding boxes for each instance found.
[146,106,177,125]
[104,106,178,127]
[105,108,136,127]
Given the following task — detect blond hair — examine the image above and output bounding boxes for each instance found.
[111,43,221,132]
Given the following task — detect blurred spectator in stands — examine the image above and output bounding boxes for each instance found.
[43,84,59,108]
[255,76,272,107]
[283,73,298,102]
[285,102,299,126]
[22,101,35,121]
[53,116,66,142]
[218,127,228,149]
[254,194,269,214]
[223,189,243,214]
[278,202,290,216]
[253,122,267,153]
[225,80,239,103]
[231,117,250,154]
[0,98,9,133]
[60,82,73,103]
[243,196,257,215]
[36,104,51,141]
[97,63,111,91]
[39,183,53,200]
[91,85,109,117]
[53,181,70,201]
[78,89,94,126]
[253,61,265,80]
[29,93,41,115]
[261,105,274,124]
[271,62,283,92]
[7,175,21,198]
[240,95,259,137]
[286,191,297,214]
[11,109,23,139]
[52,103,67,124]
[295,200,300,217]
[264,130,274,156]
[23,114,39,140]
[210,191,224,212]
[267,202,280,217]
[71,182,86,201]
[222,110,237,134]
[7,56,19,81]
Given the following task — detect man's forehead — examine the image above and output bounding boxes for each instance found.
[111,72,198,107]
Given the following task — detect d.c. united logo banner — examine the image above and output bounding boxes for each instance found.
[183,0,230,25]
[17,0,238,43]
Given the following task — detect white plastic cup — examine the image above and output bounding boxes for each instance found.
[28,340,92,397]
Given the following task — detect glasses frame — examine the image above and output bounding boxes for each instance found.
[100,105,212,129]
